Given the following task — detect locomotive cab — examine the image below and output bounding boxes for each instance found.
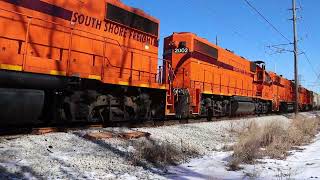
[254,61,266,82]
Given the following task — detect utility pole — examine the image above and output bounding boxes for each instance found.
[292,0,299,114]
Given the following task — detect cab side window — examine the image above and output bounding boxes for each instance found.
[178,41,187,48]
[257,71,263,81]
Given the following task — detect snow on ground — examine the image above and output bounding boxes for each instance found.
[167,111,320,180]
[0,131,165,180]
[245,133,320,179]
[0,112,318,179]
[166,133,320,180]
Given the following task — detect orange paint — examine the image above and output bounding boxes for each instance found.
[0,0,163,89]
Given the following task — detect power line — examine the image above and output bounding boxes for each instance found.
[187,0,317,91]
[242,0,291,43]
[241,0,299,87]
[243,0,319,87]
[295,2,320,83]
[302,52,319,80]
[184,0,268,50]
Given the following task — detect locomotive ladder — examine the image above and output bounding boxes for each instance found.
[165,63,176,116]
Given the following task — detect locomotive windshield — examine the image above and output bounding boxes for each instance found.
[106,4,158,36]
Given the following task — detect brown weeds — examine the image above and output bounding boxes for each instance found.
[228,116,320,170]
[130,138,199,168]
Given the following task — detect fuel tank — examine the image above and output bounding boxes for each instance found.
[231,96,255,115]
[231,101,256,114]
[0,88,44,126]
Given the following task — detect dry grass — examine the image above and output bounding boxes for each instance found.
[228,116,320,171]
[130,138,199,168]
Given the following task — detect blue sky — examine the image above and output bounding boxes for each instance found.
[122,0,320,92]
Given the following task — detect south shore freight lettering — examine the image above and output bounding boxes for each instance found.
[71,13,158,47]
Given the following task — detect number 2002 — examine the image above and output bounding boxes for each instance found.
[174,48,189,54]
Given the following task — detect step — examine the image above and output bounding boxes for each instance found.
[166,113,176,116]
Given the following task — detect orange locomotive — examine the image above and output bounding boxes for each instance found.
[0,0,167,125]
[164,32,259,119]
[163,32,313,119]
[299,87,313,111]
[269,72,313,112]
[269,72,295,112]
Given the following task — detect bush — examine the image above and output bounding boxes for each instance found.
[229,116,319,170]
[130,138,199,168]
[232,122,262,164]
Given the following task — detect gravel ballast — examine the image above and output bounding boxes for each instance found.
[0,114,308,179]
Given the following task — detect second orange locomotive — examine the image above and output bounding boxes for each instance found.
[163,32,313,119]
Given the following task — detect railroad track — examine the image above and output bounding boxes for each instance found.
[0,112,293,137]
[0,123,105,136]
